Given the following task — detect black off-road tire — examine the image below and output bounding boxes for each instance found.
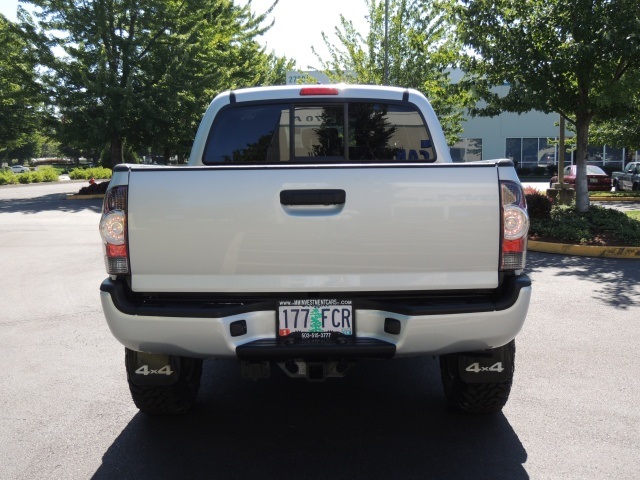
[612,180,620,192]
[439,340,515,414]
[125,348,203,415]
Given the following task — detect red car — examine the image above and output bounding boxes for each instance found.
[550,165,612,191]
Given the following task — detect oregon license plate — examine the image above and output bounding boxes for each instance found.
[278,299,353,339]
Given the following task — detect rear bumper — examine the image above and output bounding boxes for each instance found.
[100,275,531,359]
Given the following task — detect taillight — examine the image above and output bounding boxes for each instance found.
[99,185,129,274]
[500,181,529,271]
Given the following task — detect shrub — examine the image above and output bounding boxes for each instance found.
[18,170,49,183]
[37,167,60,182]
[0,167,59,185]
[524,186,553,220]
[69,166,112,180]
[17,172,33,184]
[0,170,17,185]
[529,204,640,246]
[530,205,592,243]
[583,205,640,245]
[29,171,43,183]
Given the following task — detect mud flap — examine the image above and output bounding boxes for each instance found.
[126,351,181,386]
[457,342,514,383]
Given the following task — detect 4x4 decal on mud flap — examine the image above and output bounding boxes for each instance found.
[458,344,514,384]
[135,365,174,376]
[127,351,181,386]
[465,362,505,374]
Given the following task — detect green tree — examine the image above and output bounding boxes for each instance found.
[262,52,296,86]
[0,14,44,162]
[126,1,293,163]
[312,0,468,144]
[21,0,287,168]
[455,0,640,211]
[589,96,640,163]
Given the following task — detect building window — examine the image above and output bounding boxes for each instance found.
[450,138,482,162]
[506,137,565,168]
[505,138,522,165]
[505,137,633,170]
[522,138,539,166]
[605,146,623,165]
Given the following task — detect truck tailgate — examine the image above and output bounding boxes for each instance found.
[127,165,501,293]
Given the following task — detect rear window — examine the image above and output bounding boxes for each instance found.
[586,166,606,175]
[202,102,435,164]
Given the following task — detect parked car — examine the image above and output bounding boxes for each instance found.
[10,165,30,173]
[612,162,640,191]
[550,165,612,191]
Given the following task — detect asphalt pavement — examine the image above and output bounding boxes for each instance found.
[1,181,639,480]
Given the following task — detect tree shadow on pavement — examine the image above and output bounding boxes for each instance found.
[92,358,529,480]
[0,193,102,214]
[527,251,640,309]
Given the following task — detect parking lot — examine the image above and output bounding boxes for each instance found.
[1,181,639,480]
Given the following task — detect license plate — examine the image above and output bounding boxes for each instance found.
[589,178,598,183]
[278,299,353,339]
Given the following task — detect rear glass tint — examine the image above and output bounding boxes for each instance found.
[203,102,435,163]
[203,104,290,163]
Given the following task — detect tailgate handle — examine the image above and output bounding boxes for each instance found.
[280,189,346,206]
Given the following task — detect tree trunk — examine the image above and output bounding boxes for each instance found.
[110,133,124,169]
[164,147,171,165]
[574,114,592,213]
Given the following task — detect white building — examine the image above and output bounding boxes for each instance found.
[451,85,635,170]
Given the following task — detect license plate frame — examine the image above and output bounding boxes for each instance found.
[277,299,354,340]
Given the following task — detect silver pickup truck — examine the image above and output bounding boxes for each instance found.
[99,84,531,415]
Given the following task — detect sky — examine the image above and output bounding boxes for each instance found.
[238,0,369,69]
[0,0,370,69]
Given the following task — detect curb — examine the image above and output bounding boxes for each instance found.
[528,240,640,259]
[66,194,105,200]
[590,197,640,202]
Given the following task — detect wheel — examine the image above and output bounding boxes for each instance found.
[439,340,515,414]
[633,182,639,191]
[125,348,203,415]
[612,180,619,192]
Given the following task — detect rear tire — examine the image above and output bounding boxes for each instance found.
[612,180,619,192]
[439,340,515,414]
[125,348,203,415]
